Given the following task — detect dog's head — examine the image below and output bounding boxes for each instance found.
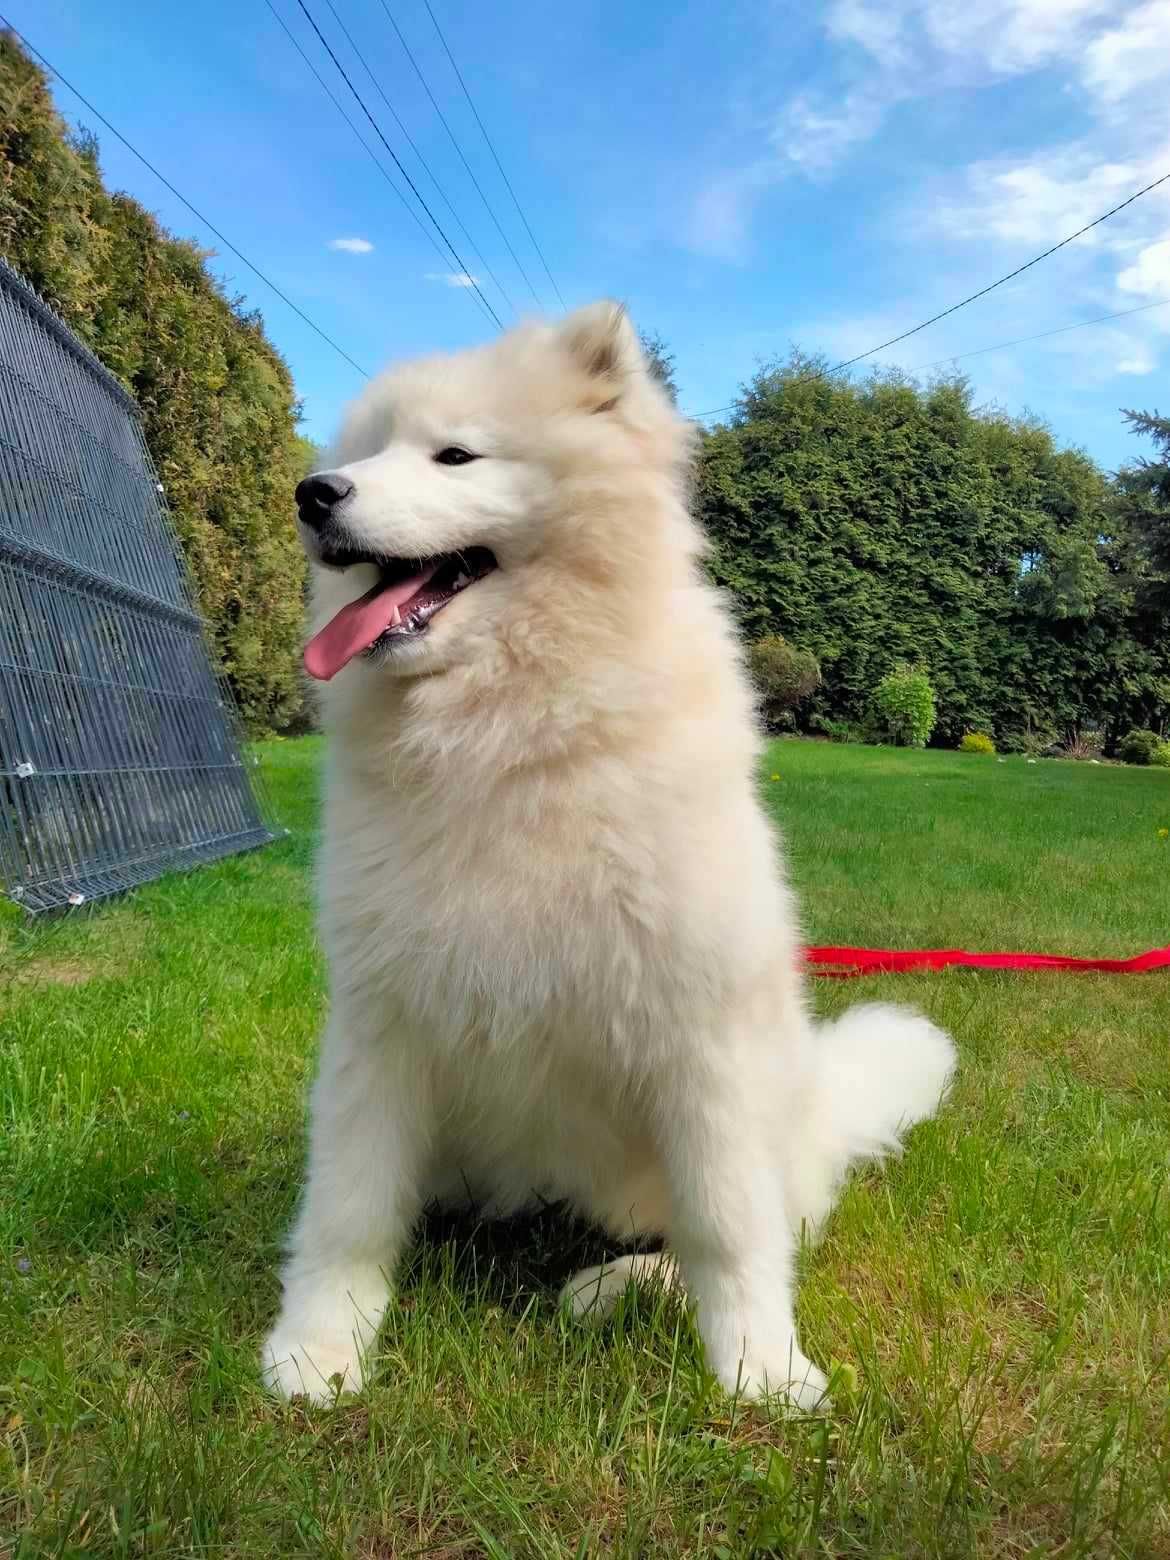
[297,302,694,683]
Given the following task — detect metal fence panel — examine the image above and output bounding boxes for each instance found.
[0,258,274,913]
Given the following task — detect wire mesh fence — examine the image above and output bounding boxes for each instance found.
[0,258,275,913]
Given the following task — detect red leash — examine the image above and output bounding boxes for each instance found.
[806,944,1170,978]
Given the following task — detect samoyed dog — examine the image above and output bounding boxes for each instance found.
[263,303,954,1407]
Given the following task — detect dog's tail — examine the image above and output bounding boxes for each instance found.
[783,1004,955,1239]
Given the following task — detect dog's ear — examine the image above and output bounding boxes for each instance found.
[559,301,642,402]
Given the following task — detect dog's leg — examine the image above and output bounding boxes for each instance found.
[262,1013,429,1402]
[655,1050,828,1410]
[559,1251,678,1318]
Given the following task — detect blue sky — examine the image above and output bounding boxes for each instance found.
[13,0,1170,470]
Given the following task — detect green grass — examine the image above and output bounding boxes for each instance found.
[3,737,1169,1557]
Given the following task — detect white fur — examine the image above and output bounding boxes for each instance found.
[262,303,955,1408]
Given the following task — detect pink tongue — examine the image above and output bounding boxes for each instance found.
[303,565,438,681]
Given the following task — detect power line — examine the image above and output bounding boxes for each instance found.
[317,0,516,318]
[687,170,1170,421]
[375,0,545,311]
[906,297,1170,375]
[295,0,504,330]
[265,0,493,325]
[422,0,566,312]
[1,14,370,378]
[689,298,1170,421]
[831,169,1170,374]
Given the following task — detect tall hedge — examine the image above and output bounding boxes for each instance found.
[696,357,1170,747]
[0,34,308,732]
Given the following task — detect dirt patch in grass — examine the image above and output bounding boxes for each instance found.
[11,957,94,988]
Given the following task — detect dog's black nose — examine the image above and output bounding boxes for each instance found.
[295,472,354,529]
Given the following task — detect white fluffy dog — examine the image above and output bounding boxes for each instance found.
[263,303,954,1407]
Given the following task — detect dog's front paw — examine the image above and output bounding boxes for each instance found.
[717,1345,829,1411]
[261,1325,366,1404]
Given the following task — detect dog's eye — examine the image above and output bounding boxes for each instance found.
[434,446,479,466]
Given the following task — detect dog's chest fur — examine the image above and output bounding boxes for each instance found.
[318,725,788,1076]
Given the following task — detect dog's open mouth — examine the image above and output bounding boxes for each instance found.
[303,546,497,681]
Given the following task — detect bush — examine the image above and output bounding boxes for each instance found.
[748,636,821,731]
[1153,743,1170,769]
[1118,729,1163,765]
[959,731,996,754]
[809,714,863,744]
[872,664,937,747]
[1062,729,1105,761]
[999,726,1057,756]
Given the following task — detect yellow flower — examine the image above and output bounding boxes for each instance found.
[771,773,781,781]
[1158,827,1169,840]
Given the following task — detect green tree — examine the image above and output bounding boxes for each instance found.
[695,355,1168,747]
[639,330,678,403]
[1115,408,1170,612]
[294,436,324,477]
[0,32,308,732]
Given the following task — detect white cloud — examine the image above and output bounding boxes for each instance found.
[929,152,1162,247]
[898,1,1170,329]
[1083,0,1170,109]
[689,0,1170,258]
[773,86,891,175]
[1042,319,1167,383]
[782,298,1167,395]
[424,271,481,288]
[688,84,893,255]
[903,154,1170,393]
[1118,238,1170,297]
[916,0,1113,78]
[328,237,374,254]
[826,0,909,70]
[827,0,1117,87]
[681,0,1170,411]
[778,0,1120,180]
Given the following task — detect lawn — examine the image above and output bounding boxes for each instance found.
[2,737,1168,1558]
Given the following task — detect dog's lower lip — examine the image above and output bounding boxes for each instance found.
[354,546,497,653]
[300,540,497,678]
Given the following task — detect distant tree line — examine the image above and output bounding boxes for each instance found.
[1,33,310,733]
[697,358,1169,750]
